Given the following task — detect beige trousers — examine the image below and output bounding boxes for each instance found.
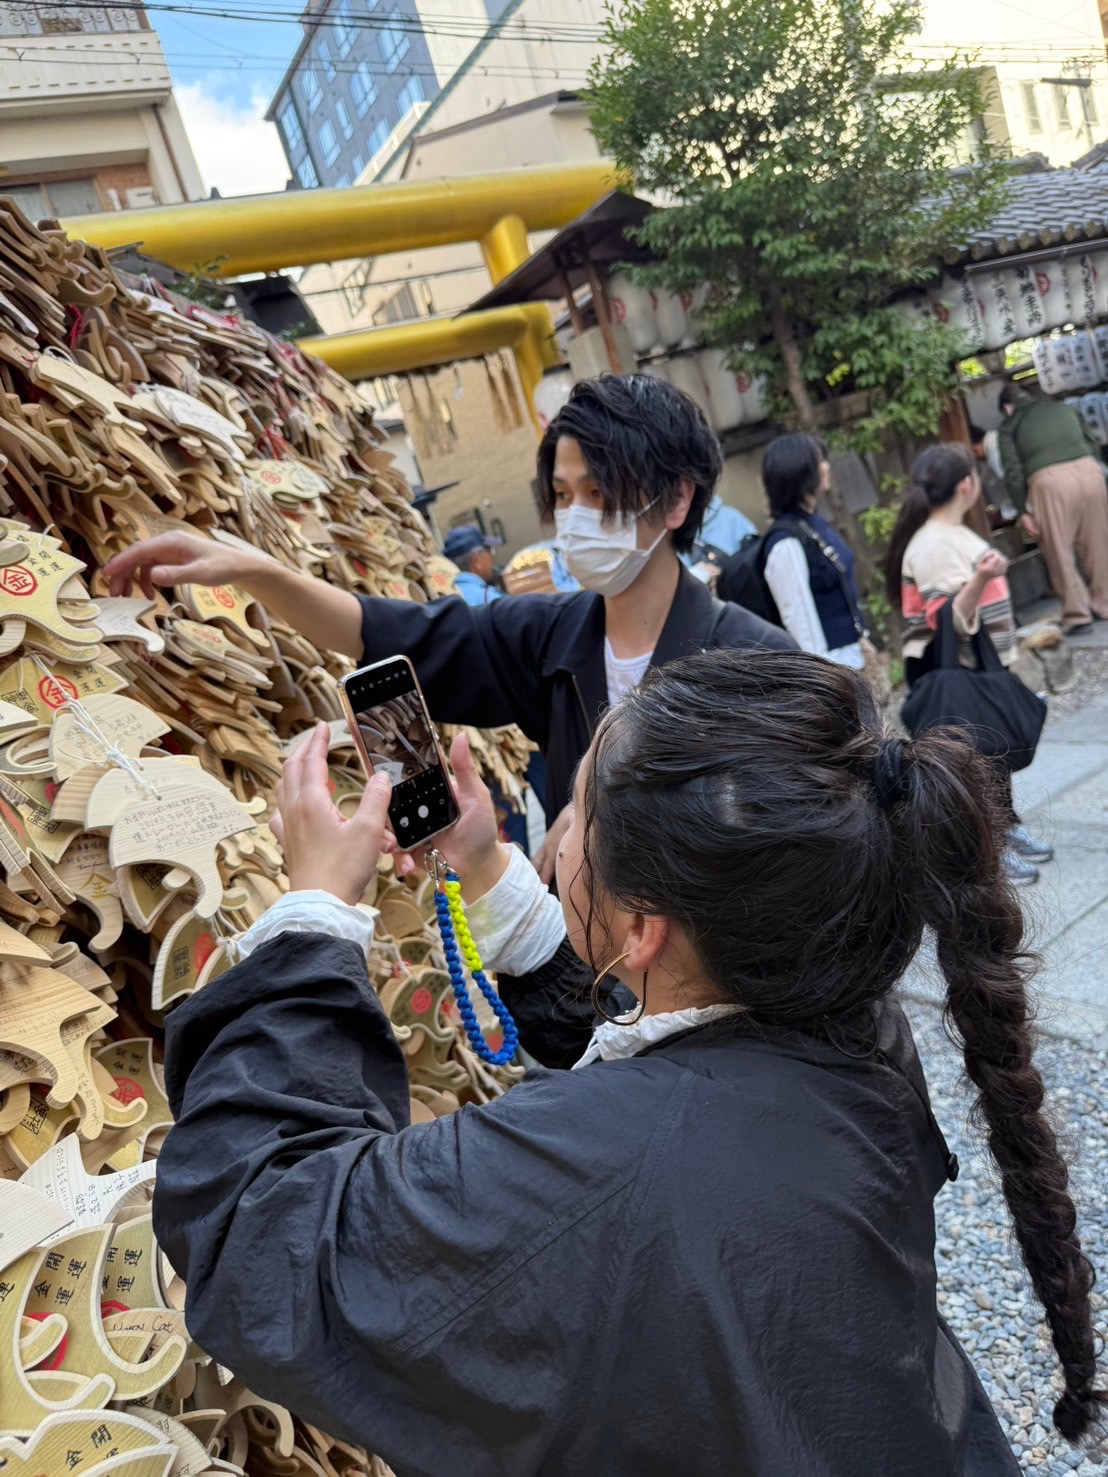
[1027,456,1108,628]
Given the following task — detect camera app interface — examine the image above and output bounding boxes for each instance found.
[349,663,456,844]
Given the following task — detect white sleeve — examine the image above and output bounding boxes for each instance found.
[236,889,378,960]
[764,538,829,657]
[463,843,567,976]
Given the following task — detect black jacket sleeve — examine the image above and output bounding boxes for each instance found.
[152,934,656,1475]
[356,592,575,748]
[499,938,637,1071]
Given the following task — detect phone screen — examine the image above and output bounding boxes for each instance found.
[341,657,458,848]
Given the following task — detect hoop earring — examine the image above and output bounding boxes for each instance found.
[591,950,648,1025]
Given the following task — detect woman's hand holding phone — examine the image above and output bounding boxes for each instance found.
[397,732,512,903]
[272,721,395,905]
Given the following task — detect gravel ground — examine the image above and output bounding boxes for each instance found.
[905,998,1108,1473]
[1047,648,1108,721]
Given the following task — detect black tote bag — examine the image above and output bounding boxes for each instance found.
[900,600,1046,772]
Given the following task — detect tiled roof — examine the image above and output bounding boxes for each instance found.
[950,156,1108,264]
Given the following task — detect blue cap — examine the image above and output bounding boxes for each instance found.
[443,524,502,562]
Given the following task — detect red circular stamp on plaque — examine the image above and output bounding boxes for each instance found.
[0,563,37,597]
[211,586,235,609]
[112,1076,145,1106]
[261,470,281,484]
[411,987,433,1016]
[38,674,78,709]
[193,932,216,973]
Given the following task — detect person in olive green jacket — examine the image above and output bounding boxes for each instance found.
[998,383,1108,633]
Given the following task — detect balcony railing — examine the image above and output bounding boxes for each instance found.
[0,3,147,35]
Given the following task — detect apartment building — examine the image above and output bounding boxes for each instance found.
[265,0,495,190]
[0,2,203,217]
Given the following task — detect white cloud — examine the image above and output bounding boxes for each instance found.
[175,83,290,199]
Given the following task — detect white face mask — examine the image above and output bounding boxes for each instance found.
[554,499,666,596]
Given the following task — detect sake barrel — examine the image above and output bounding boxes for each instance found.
[653,288,690,349]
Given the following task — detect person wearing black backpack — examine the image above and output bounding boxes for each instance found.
[717,433,868,667]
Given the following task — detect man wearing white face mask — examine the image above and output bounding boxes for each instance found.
[104,375,794,881]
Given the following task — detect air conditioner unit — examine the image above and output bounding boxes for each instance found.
[125,187,160,209]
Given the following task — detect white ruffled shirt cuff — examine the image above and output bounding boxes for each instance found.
[463,844,566,976]
[236,889,378,959]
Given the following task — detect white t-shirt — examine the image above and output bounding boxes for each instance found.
[604,638,652,706]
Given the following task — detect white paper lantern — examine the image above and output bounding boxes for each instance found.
[1090,250,1108,319]
[666,353,712,418]
[533,368,573,433]
[1032,339,1062,396]
[608,273,659,356]
[1050,337,1080,393]
[735,368,768,424]
[1092,325,1108,382]
[636,357,671,382]
[1079,392,1107,444]
[697,350,746,432]
[1062,255,1098,326]
[977,271,1018,351]
[895,293,933,327]
[652,288,690,349]
[1071,331,1101,389]
[1003,265,1045,341]
[681,285,710,349]
[928,274,985,352]
[1035,259,1069,331]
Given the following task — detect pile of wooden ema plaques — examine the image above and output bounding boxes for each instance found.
[0,197,534,1477]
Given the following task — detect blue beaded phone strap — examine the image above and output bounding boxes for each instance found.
[429,851,519,1067]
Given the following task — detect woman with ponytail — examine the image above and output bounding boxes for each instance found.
[887,442,1051,885]
[155,650,1103,1475]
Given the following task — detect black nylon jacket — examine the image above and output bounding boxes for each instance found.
[154,933,1018,1477]
[355,568,796,823]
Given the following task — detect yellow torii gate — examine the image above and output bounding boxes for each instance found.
[67,162,623,418]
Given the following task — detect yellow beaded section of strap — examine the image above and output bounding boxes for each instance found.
[445,877,485,975]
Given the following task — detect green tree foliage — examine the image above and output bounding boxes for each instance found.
[587,0,1009,451]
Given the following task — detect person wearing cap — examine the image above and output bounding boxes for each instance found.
[443,525,504,607]
[104,374,794,883]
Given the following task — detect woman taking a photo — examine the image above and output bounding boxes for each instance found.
[887,442,1051,887]
[758,432,868,666]
[153,650,1103,1476]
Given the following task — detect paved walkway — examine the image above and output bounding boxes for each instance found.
[904,631,1108,1050]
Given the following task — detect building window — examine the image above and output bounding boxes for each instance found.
[1021,83,1041,133]
[1054,84,1072,130]
[396,75,423,115]
[319,118,340,167]
[279,99,305,151]
[351,151,366,175]
[335,173,351,188]
[335,97,354,139]
[297,155,320,188]
[317,37,336,80]
[369,119,390,156]
[6,177,102,218]
[342,260,375,315]
[373,282,420,325]
[334,0,356,54]
[379,13,409,72]
[300,65,323,115]
[1081,85,1099,127]
[351,60,378,116]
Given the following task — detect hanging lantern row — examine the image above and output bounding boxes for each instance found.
[1065,391,1108,445]
[898,250,1108,354]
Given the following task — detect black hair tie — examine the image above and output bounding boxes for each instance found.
[871,736,911,811]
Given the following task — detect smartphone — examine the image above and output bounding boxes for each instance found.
[338,655,458,848]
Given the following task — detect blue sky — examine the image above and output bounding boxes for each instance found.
[156,4,304,196]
